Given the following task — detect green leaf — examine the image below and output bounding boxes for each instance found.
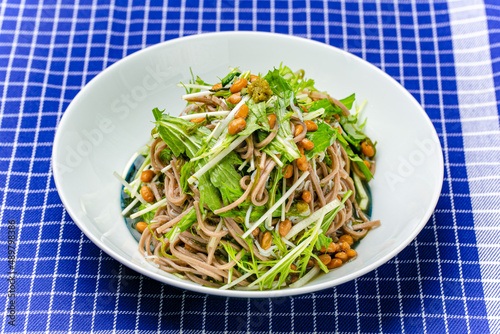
[155,114,210,159]
[251,101,269,128]
[309,98,335,115]
[152,107,164,122]
[339,113,366,144]
[198,173,222,212]
[259,97,301,163]
[210,152,244,206]
[278,64,293,76]
[340,122,366,142]
[336,130,373,181]
[237,102,269,136]
[293,78,315,94]
[153,110,226,212]
[264,69,292,103]
[304,122,337,160]
[159,148,172,164]
[315,234,333,251]
[339,93,355,110]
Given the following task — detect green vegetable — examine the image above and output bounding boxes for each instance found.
[153,109,209,159]
[260,98,301,163]
[237,102,269,136]
[339,93,355,110]
[165,207,197,241]
[221,69,241,87]
[340,114,366,143]
[278,64,316,94]
[153,108,243,212]
[137,203,155,223]
[353,173,369,210]
[210,152,244,206]
[315,234,333,251]
[336,131,373,181]
[264,69,293,103]
[304,122,337,160]
[309,98,335,116]
[159,148,173,164]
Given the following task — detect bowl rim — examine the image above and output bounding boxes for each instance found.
[52,31,444,298]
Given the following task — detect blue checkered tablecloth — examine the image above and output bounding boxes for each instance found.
[1,0,499,333]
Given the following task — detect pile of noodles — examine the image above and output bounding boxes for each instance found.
[135,91,380,289]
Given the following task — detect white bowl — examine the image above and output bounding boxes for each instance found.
[53,32,444,298]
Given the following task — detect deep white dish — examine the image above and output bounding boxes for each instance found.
[52,32,444,298]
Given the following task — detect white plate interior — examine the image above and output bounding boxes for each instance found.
[53,32,443,298]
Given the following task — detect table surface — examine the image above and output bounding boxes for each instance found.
[0,0,499,333]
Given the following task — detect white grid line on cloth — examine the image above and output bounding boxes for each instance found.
[431,0,471,331]
[290,294,295,334]
[334,287,339,333]
[353,279,360,333]
[252,0,257,32]
[394,255,406,333]
[103,0,116,69]
[373,265,383,332]
[232,0,238,32]
[410,2,443,333]
[270,0,275,33]
[134,274,144,334]
[245,297,250,334]
[196,0,204,34]
[1,1,43,332]
[357,0,366,61]
[123,0,132,59]
[202,294,207,334]
[3,23,500,37]
[68,228,85,333]
[376,0,386,73]
[3,307,499,317]
[112,264,124,333]
[414,237,429,331]
[161,0,168,42]
[223,297,228,333]
[311,293,316,333]
[305,0,312,39]
[63,2,85,331]
[322,0,330,45]
[179,0,186,37]
[411,2,449,333]
[156,283,164,334]
[215,0,221,32]
[0,271,494,282]
[2,2,495,15]
[180,290,186,333]
[449,0,500,332]
[142,0,150,50]
[5,38,500,54]
[90,249,104,334]
[34,2,64,332]
[340,0,347,50]
[0,70,500,87]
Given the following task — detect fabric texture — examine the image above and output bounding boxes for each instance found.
[0,0,499,333]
